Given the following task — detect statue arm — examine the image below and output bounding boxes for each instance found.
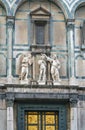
[28,57,33,65]
[42,54,53,62]
[57,60,61,69]
[46,57,53,62]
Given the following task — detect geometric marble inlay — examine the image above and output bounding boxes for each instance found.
[6,0,17,8]
[63,0,80,11]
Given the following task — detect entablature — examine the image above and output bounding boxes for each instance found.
[0,84,85,103]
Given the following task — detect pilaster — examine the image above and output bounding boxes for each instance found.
[67,19,77,85]
[6,16,15,83]
[70,95,78,130]
[6,97,14,130]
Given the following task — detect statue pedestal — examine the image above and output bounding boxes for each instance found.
[20,79,29,84]
[69,77,78,86]
[7,75,13,84]
[38,81,46,85]
[53,81,61,85]
[47,80,53,85]
[31,80,37,85]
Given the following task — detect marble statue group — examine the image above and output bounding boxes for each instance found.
[19,53,61,85]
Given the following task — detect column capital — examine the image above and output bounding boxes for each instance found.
[69,94,78,107]
[6,99,14,107]
[6,93,14,107]
[6,16,15,28]
[66,19,75,28]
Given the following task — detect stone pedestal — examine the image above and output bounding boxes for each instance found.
[47,80,52,85]
[20,79,30,84]
[53,81,61,85]
[7,75,13,84]
[69,77,78,86]
[38,81,46,85]
[31,80,37,85]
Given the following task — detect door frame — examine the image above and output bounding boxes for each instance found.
[17,102,67,130]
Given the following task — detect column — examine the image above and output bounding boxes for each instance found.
[7,99,14,130]
[70,96,78,130]
[7,16,14,83]
[67,19,77,85]
[33,54,36,80]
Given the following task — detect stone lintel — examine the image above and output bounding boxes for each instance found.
[5,91,78,102]
[30,44,52,54]
[11,92,70,101]
[5,84,78,89]
[1,84,85,102]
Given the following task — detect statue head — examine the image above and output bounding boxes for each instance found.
[28,53,31,58]
[41,54,46,60]
[52,54,57,60]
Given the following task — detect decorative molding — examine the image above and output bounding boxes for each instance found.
[6,99,14,107]
[18,103,67,130]
[6,16,15,28]
[70,94,78,107]
[6,0,18,8]
[6,93,14,107]
[5,0,80,13]
[30,45,52,54]
[66,19,75,27]
[63,0,80,12]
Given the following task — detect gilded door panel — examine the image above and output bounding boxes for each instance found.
[18,104,67,130]
[25,112,58,130]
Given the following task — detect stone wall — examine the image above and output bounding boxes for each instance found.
[0,99,7,130]
[0,0,85,86]
[0,1,85,130]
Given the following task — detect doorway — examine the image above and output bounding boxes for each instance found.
[17,103,67,130]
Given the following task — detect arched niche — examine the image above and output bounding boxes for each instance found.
[14,0,66,46]
[0,53,7,76]
[72,0,85,18]
[75,56,85,78]
[14,0,68,19]
[75,2,85,48]
[0,4,6,45]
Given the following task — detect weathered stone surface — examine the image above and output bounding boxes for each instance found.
[0,110,7,130]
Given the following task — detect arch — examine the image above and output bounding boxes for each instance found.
[13,0,69,19]
[0,53,7,58]
[72,0,85,18]
[0,0,8,15]
[75,55,84,60]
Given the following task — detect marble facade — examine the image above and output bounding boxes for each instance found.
[0,0,85,130]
